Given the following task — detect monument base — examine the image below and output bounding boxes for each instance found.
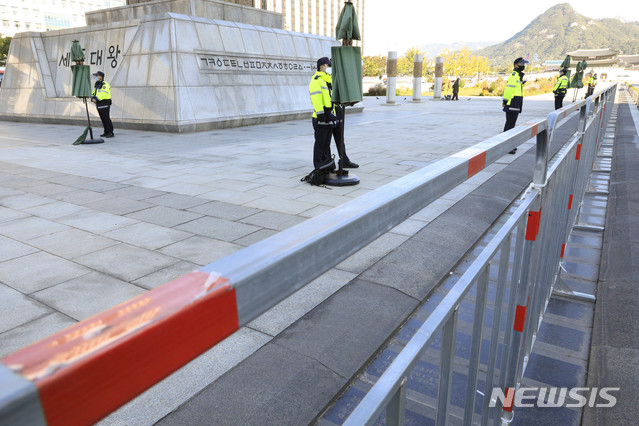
[325,171,360,186]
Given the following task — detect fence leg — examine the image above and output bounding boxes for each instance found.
[386,377,407,426]
[436,308,458,426]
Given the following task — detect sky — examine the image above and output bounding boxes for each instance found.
[363,0,639,56]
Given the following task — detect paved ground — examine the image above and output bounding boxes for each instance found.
[2,86,631,425]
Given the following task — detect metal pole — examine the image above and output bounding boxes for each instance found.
[84,98,94,140]
[338,105,346,175]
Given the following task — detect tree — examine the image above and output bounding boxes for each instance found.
[439,47,491,78]
[0,37,11,66]
[362,55,387,77]
[404,46,424,65]
[397,56,413,76]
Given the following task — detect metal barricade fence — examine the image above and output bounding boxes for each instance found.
[626,82,639,107]
[0,85,616,425]
[344,84,616,425]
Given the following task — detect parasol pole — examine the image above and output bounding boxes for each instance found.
[336,105,347,175]
[84,98,95,140]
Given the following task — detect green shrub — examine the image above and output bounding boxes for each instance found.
[366,83,386,96]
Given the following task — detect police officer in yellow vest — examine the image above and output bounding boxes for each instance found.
[309,57,336,168]
[91,71,114,138]
[553,68,569,110]
[586,72,596,98]
[502,57,529,153]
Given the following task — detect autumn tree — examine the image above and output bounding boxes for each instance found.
[439,47,491,78]
[362,55,386,77]
[404,47,424,66]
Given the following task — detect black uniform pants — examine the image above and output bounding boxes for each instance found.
[503,112,519,132]
[312,118,333,168]
[97,104,114,135]
[554,94,565,110]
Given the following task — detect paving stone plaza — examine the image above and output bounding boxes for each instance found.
[2,84,639,425]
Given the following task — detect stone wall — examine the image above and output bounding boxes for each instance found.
[0,12,338,132]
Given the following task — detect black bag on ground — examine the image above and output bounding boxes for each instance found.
[301,156,335,186]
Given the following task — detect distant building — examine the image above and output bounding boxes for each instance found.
[619,54,639,69]
[565,48,620,67]
[257,0,365,49]
[544,60,564,71]
[0,0,126,37]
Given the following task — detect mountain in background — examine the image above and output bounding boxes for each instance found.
[474,3,639,69]
[418,41,497,59]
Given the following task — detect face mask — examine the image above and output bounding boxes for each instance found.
[93,76,98,81]
[325,67,332,75]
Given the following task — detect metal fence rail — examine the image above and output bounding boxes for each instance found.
[627,82,639,107]
[0,86,615,425]
[344,85,616,425]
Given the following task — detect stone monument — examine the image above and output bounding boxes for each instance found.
[0,0,339,132]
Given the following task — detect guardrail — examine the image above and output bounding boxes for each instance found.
[344,85,616,425]
[0,85,615,425]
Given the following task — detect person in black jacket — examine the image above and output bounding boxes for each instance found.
[452,77,460,100]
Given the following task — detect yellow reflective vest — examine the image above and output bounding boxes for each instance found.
[588,76,595,86]
[92,81,111,103]
[503,71,523,104]
[503,70,524,113]
[554,75,568,94]
[309,71,333,119]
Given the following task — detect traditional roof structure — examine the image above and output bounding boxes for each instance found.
[619,55,639,68]
[565,49,620,67]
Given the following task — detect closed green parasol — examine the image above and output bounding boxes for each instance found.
[335,1,361,42]
[560,55,571,88]
[330,46,362,106]
[570,59,587,102]
[71,40,103,144]
[331,1,362,106]
[325,0,362,186]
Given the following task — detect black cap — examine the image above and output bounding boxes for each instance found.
[92,71,105,77]
[513,57,529,66]
[317,57,331,69]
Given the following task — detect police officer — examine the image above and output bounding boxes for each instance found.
[553,68,569,110]
[91,71,114,138]
[308,57,358,169]
[502,57,529,153]
[309,57,334,168]
[586,72,596,98]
